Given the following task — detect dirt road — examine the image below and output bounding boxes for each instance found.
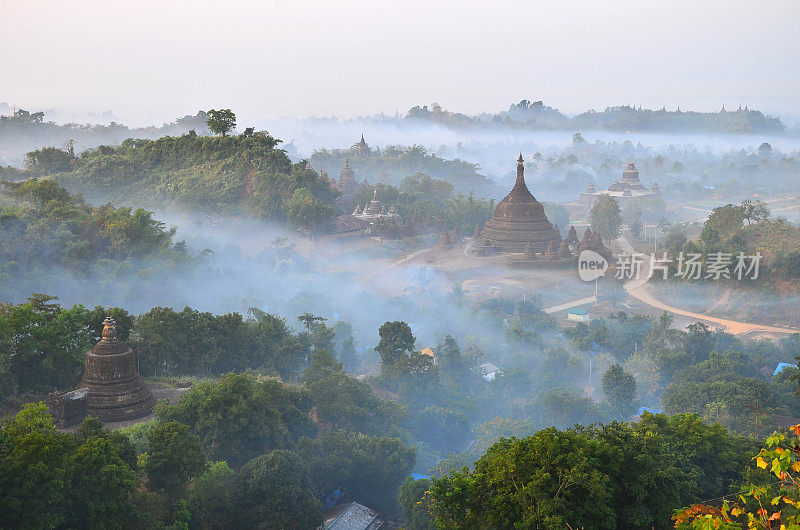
[543,236,799,335]
[617,236,798,335]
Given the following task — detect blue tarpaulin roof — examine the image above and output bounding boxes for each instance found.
[638,407,663,415]
[774,362,795,376]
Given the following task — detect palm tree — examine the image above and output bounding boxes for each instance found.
[646,310,679,345]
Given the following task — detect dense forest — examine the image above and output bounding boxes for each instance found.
[2,125,500,238]
[3,287,800,527]
[309,141,501,197]
[34,133,340,229]
[0,178,194,305]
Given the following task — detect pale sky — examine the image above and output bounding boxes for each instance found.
[2,0,799,125]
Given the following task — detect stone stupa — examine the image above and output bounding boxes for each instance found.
[481,154,561,253]
[79,314,155,422]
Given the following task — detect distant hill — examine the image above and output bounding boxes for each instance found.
[404,100,785,135]
[0,109,211,165]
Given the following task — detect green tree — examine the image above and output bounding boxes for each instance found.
[206,109,236,137]
[412,405,470,452]
[234,450,322,529]
[286,187,337,232]
[431,428,615,528]
[67,437,137,529]
[187,461,236,529]
[298,429,416,514]
[399,477,435,530]
[601,364,637,417]
[157,374,314,468]
[682,322,714,363]
[704,203,746,240]
[25,146,74,173]
[377,321,416,375]
[674,425,793,528]
[303,350,405,435]
[589,194,623,241]
[0,296,92,397]
[740,198,771,225]
[0,403,70,528]
[635,412,759,501]
[435,334,469,383]
[430,423,696,529]
[145,421,207,496]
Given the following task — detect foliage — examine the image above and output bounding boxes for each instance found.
[47,132,340,232]
[0,179,191,301]
[298,429,416,514]
[132,306,303,379]
[675,425,800,529]
[303,349,406,435]
[399,477,435,530]
[310,142,497,197]
[635,412,760,502]
[26,146,74,173]
[144,421,207,496]
[0,295,93,395]
[0,403,139,529]
[156,373,314,468]
[377,320,417,375]
[206,109,236,137]
[0,108,209,163]
[601,364,637,417]
[662,374,782,437]
[233,449,322,529]
[589,194,622,240]
[411,405,471,453]
[0,403,71,528]
[429,423,694,528]
[187,461,236,529]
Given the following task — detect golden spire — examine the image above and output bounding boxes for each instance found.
[101,314,118,342]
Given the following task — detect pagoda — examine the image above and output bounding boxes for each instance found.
[79,314,155,422]
[354,134,370,157]
[571,162,660,216]
[480,154,561,253]
[338,158,359,196]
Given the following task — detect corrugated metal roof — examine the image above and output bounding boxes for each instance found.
[475,362,499,375]
[335,215,371,234]
[324,502,381,530]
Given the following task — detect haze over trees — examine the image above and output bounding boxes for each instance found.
[590,194,623,241]
[3,99,800,528]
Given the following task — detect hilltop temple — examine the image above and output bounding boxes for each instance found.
[479,154,561,253]
[79,314,155,422]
